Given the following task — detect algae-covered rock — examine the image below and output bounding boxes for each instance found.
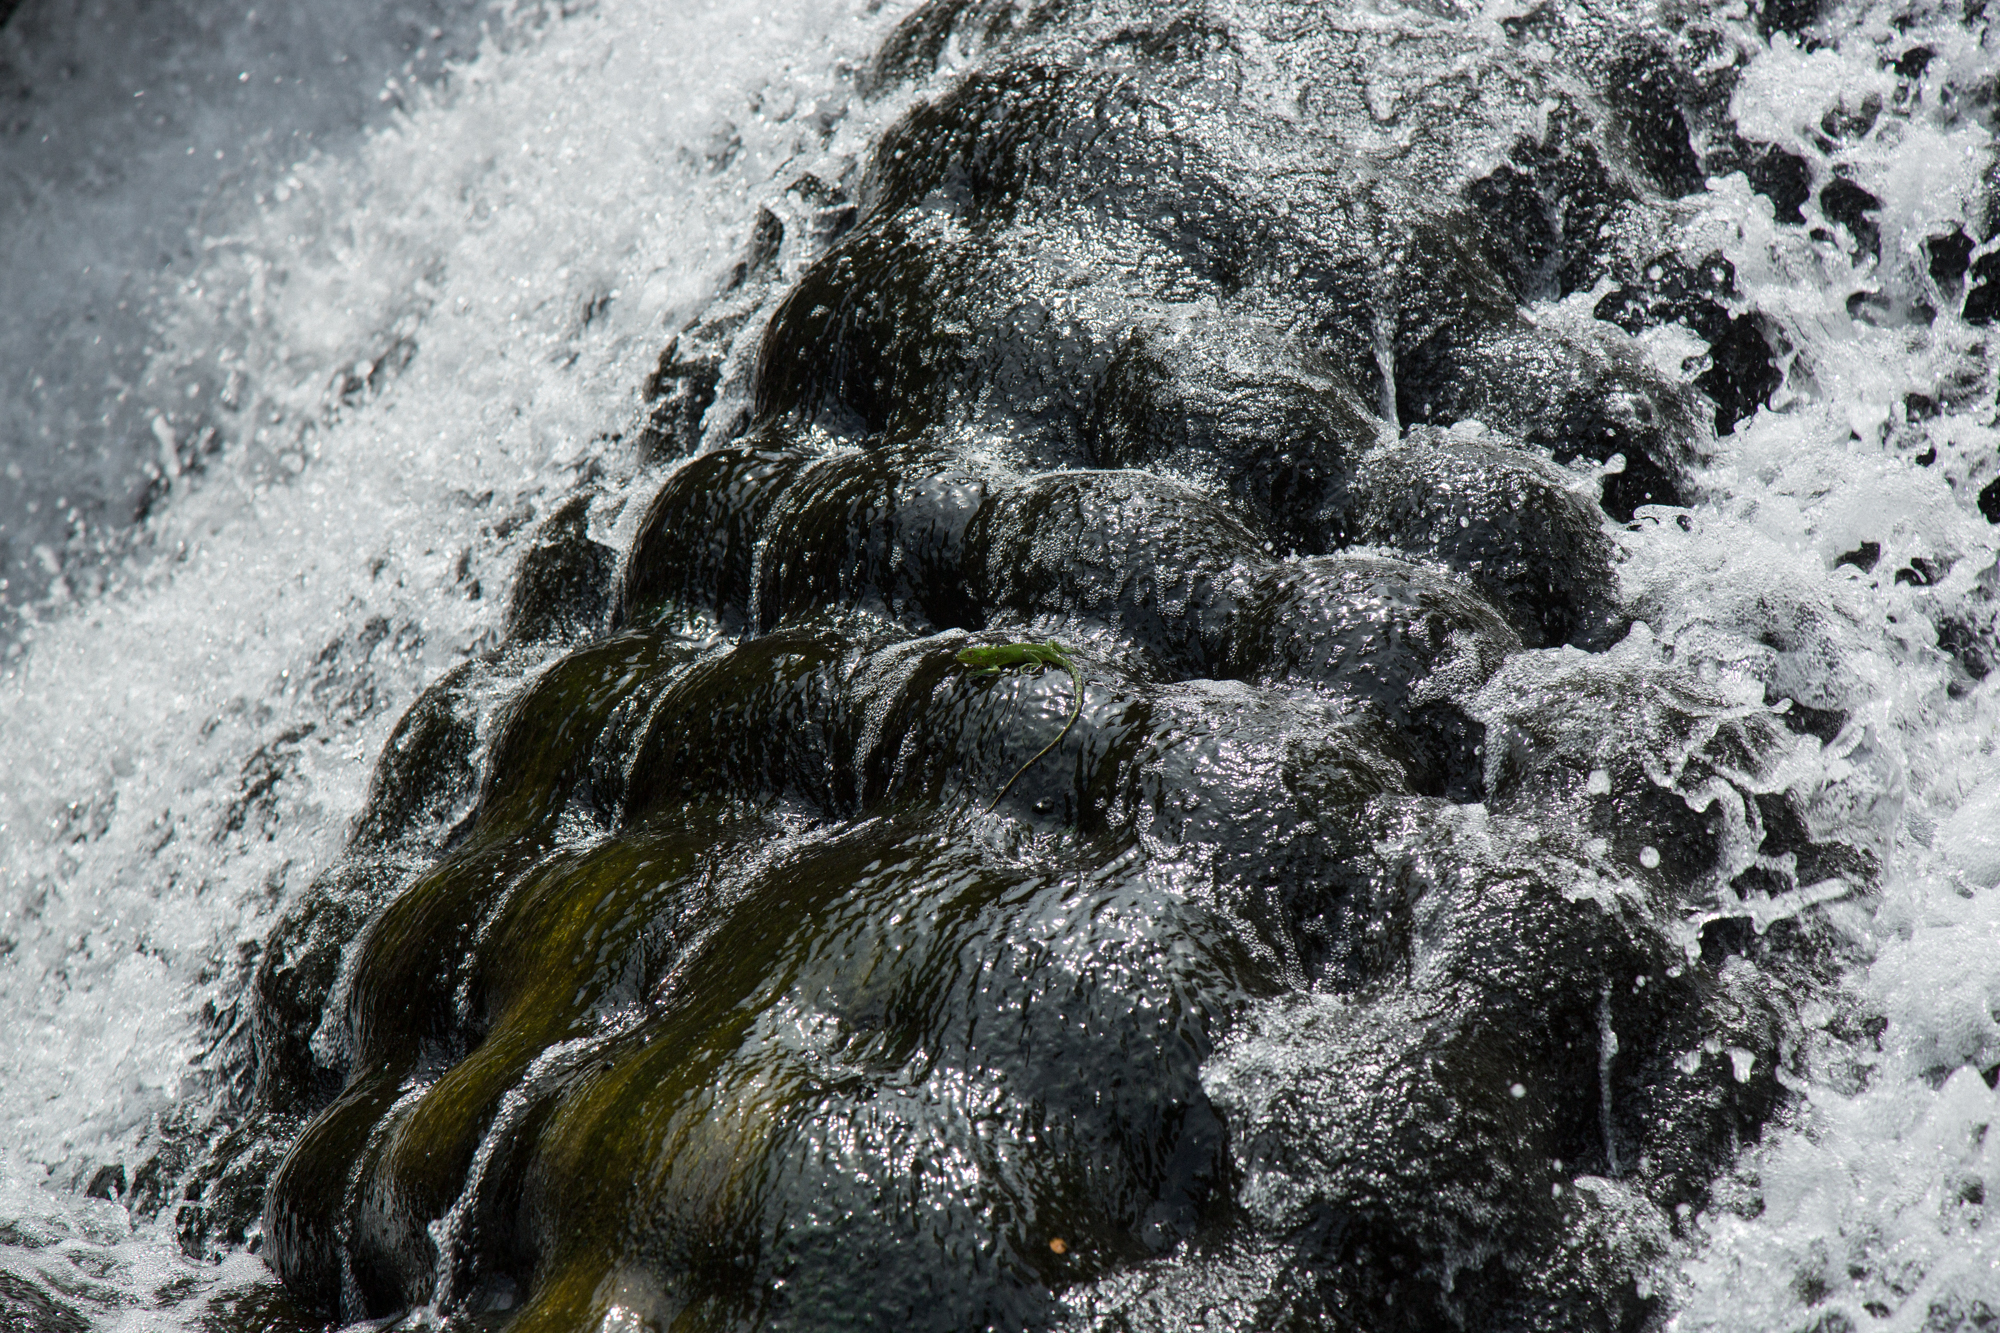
[234,2,1863,1330]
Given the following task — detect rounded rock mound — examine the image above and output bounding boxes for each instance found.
[216,3,1867,1331]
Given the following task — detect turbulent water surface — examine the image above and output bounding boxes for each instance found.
[2,0,1999,1328]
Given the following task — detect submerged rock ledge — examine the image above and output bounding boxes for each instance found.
[195,1,1883,1328]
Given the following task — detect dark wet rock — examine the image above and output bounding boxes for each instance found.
[1707,136,1813,226]
[1758,0,1826,39]
[83,1164,125,1201]
[965,469,1261,675]
[1698,314,1783,435]
[633,338,723,467]
[503,496,617,648]
[862,0,1071,96]
[1594,251,1780,436]
[1820,177,1883,262]
[751,444,992,635]
[1468,115,1632,301]
[1350,433,1622,649]
[1390,286,1705,520]
[1963,250,2000,324]
[1927,229,1974,293]
[1086,323,1375,554]
[1230,554,1518,802]
[1979,475,2000,523]
[250,857,411,1111]
[191,1282,334,1333]
[225,3,1869,1331]
[618,443,807,634]
[347,660,485,852]
[1603,37,1704,197]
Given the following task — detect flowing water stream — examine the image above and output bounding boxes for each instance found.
[2,0,1998,1328]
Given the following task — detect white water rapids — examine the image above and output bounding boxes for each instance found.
[1,0,1997,1328]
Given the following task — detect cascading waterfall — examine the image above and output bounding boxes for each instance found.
[0,0,1996,1328]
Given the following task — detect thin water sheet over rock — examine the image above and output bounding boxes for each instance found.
[219,1,1877,1329]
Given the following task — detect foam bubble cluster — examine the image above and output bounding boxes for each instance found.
[0,0,903,1322]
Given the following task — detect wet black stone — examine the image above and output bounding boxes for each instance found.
[1780,697,1846,742]
[1926,229,1974,291]
[249,859,402,1110]
[1937,615,1993,680]
[1699,916,1758,964]
[1759,0,1825,39]
[1087,327,1374,554]
[1836,541,1881,572]
[617,443,806,634]
[1820,178,1883,259]
[190,1282,335,1333]
[502,495,617,648]
[84,1163,126,1201]
[1350,434,1622,649]
[1821,94,1882,144]
[1595,253,1738,344]
[1701,315,1782,435]
[634,341,722,466]
[1709,137,1812,225]
[0,1271,87,1333]
[1964,251,2000,323]
[1593,255,1776,437]
[1846,289,1894,325]
[862,0,1070,94]
[1604,38,1703,196]
[1467,115,1631,299]
[347,661,483,851]
[752,444,993,635]
[1895,555,1948,587]
[1979,475,2000,523]
[1229,555,1516,801]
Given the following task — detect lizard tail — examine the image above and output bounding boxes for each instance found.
[987,670,1084,813]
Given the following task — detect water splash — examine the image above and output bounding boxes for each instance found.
[0,0,908,1323]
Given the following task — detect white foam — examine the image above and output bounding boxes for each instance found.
[0,0,903,1321]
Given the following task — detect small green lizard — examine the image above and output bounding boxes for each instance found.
[956,639,1084,811]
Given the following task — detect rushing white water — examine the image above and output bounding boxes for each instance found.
[0,1,914,1323]
[0,0,1996,1327]
[0,0,501,626]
